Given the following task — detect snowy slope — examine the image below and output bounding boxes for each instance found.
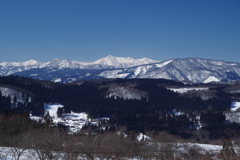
[2,57,240,83]
[0,55,158,76]
[44,103,64,118]
[0,87,30,103]
[90,55,157,68]
[230,102,240,111]
[95,58,240,83]
[106,86,148,100]
[0,60,42,76]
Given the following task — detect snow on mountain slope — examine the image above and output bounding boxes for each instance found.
[91,55,158,68]
[38,58,86,69]
[106,86,148,100]
[0,59,41,67]
[99,70,130,78]
[0,60,43,76]
[230,102,240,112]
[0,55,158,76]
[2,57,240,83]
[0,87,30,103]
[203,76,220,83]
[97,58,240,83]
[44,103,63,118]
[168,87,209,94]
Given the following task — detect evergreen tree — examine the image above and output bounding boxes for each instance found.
[44,111,53,126]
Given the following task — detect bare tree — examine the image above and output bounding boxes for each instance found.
[26,128,66,160]
[8,134,29,160]
[93,132,139,159]
[219,138,238,160]
[63,135,91,160]
[63,132,140,160]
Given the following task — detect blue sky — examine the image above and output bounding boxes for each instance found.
[0,0,239,63]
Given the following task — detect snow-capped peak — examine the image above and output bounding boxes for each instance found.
[92,55,119,66]
[0,59,41,67]
[21,59,40,66]
[91,55,158,68]
[0,55,158,76]
[39,58,81,69]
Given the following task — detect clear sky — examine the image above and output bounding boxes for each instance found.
[0,0,239,63]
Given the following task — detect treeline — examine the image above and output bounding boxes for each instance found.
[0,76,239,140]
[0,76,232,116]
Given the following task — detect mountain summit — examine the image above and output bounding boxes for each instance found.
[90,55,158,68]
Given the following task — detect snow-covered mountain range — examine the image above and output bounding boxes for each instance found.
[0,55,157,75]
[102,58,240,83]
[1,55,240,83]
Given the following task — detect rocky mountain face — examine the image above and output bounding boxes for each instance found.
[1,56,240,83]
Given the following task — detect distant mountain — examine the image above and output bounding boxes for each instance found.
[0,55,158,76]
[1,56,240,83]
[97,58,240,83]
[90,55,157,68]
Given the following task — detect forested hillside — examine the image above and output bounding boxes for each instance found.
[1,76,240,140]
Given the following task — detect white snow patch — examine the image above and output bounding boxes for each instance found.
[99,70,130,78]
[0,87,29,103]
[44,103,63,118]
[172,110,183,116]
[225,112,240,123]
[225,102,240,123]
[53,78,62,83]
[203,76,220,83]
[168,87,208,94]
[156,60,173,68]
[107,87,147,100]
[230,101,240,112]
[230,90,240,93]
[67,78,77,82]
[192,143,222,152]
[137,133,151,141]
[30,115,42,122]
[64,111,88,120]
[133,65,152,77]
[91,55,158,68]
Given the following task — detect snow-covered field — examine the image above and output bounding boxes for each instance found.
[189,143,222,153]
[0,143,223,160]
